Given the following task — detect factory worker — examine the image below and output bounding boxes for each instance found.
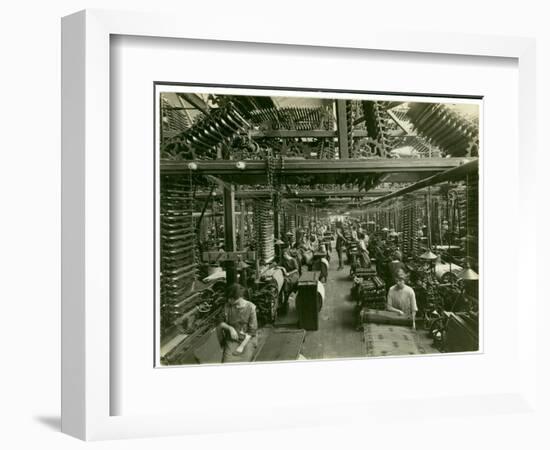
[351,225,358,241]
[335,227,348,270]
[357,232,371,268]
[388,251,406,281]
[309,233,319,251]
[280,249,300,311]
[217,283,258,363]
[387,269,418,329]
[363,231,370,246]
[282,248,299,274]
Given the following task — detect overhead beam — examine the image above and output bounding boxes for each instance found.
[250,129,336,138]
[365,159,478,206]
[382,172,440,183]
[283,189,391,198]
[161,158,471,187]
[247,129,369,139]
[161,158,469,177]
[192,212,248,218]
[194,189,391,199]
[294,202,378,209]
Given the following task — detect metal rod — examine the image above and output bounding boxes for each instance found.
[162,158,468,176]
[195,184,216,233]
[365,159,478,206]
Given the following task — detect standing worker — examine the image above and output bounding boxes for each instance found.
[357,232,371,268]
[387,251,406,283]
[335,227,348,270]
[386,269,418,329]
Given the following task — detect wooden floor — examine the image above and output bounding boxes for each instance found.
[299,251,365,360]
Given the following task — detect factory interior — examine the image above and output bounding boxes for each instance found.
[158,91,480,365]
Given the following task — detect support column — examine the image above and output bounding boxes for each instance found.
[426,187,432,249]
[224,184,237,284]
[239,199,246,251]
[336,99,350,159]
[273,194,280,241]
[212,199,218,241]
[314,208,318,228]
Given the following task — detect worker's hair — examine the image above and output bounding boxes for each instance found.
[225,283,246,301]
[358,232,365,239]
[392,251,402,261]
[395,269,407,281]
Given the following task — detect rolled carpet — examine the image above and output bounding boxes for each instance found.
[360,308,413,326]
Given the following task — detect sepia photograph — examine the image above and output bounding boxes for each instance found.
[156,86,481,366]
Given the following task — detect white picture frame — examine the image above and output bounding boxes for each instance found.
[61,9,538,441]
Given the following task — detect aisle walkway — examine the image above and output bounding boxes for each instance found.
[300,251,365,360]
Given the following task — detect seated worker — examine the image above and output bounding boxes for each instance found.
[295,229,304,247]
[351,225,358,242]
[217,283,258,363]
[280,249,300,311]
[299,234,311,251]
[387,269,418,329]
[282,248,299,274]
[288,248,303,276]
[309,234,319,252]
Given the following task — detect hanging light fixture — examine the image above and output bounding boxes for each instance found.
[459,262,479,281]
[236,259,250,271]
[420,250,438,276]
[419,250,438,261]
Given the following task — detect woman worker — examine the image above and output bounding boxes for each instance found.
[357,232,371,268]
[386,269,418,330]
[387,251,406,284]
[280,249,300,312]
[217,283,258,363]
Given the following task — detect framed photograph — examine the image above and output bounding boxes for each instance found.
[154,85,482,368]
[62,9,537,441]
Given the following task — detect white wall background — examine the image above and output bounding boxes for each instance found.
[0,0,547,448]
